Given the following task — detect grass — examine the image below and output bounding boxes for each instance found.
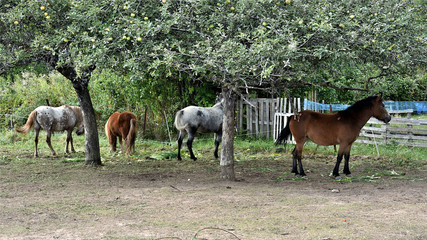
[1,130,425,168]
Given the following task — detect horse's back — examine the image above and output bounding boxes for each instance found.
[174,105,222,133]
[34,105,77,131]
[106,112,136,135]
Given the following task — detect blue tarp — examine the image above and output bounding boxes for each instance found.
[304,100,427,114]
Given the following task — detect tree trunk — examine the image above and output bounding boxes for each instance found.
[55,62,102,166]
[220,87,236,180]
[72,78,102,166]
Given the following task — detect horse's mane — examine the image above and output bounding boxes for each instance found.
[68,106,83,122]
[338,96,377,118]
[212,100,223,109]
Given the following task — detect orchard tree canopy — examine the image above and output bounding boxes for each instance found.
[1,0,425,177]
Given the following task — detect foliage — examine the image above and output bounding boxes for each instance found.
[1,0,425,96]
[0,0,426,138]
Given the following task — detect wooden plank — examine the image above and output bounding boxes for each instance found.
[255,100,259,137]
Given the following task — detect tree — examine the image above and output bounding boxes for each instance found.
[139,0,425,179]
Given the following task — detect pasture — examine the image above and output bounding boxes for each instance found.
[0,130,426,239]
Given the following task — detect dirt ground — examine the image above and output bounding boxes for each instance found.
[0,146,426,240]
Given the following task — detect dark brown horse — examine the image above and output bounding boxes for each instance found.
[276,95,391,179]
[105,112,137,155]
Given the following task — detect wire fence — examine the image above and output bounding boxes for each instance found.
[304,100,427,114]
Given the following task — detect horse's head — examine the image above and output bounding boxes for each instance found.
[372,94,391,123]
[76,123,85,135]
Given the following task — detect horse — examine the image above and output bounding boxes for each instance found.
[105,112,137,155]
[174,100,223,161]
[16,105,84,157]
[275,95,391,179]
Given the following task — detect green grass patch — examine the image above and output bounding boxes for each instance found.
[58,158,86,163]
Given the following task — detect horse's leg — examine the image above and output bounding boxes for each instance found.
[332,154,343,178]
[291,147,299,175]
[213,132,222,159]
[343,144,353,176]
[332,145,347,179]
[177,130,185,160]
[118,136,123,153]
[343,153,351,176]
[46,130,57,156]
[34,128,40,158]
[187,128,197,161]
[294,141,306,176]
[108,135,117,152]
[70,133,76,153]
[65,130,73,154]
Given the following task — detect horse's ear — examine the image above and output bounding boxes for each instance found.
[378,92,383,100]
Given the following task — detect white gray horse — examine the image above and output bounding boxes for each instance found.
[174,101,223,160]
[16,105,84,157]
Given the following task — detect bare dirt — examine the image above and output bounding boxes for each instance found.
[0,145,426,240]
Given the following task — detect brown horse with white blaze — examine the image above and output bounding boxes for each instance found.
[105,112,137,155]
[16,105,84,157]
[275,95,391,179]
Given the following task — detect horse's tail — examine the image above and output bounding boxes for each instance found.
[126,118,137,155]
[105,117,111,136]
[275,116,292,147]
[174,110,188,130]
[16,110,37,134]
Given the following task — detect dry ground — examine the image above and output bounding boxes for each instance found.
[0,143,426,240]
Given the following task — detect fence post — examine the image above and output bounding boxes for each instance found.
[385,124,390,145]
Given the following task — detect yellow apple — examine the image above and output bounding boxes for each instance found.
[131,13,135,17]
[137,37,142,41]
[14,21,18,25]
[40,6,45,10]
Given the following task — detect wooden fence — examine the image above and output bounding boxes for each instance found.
[236,98,427,148]
[358,117,427,148]
[236,98,302,139]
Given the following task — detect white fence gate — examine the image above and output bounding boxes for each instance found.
[236,98,301,142]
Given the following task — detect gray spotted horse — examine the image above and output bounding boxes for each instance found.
[174,100,223,161]
[16,105,84,157]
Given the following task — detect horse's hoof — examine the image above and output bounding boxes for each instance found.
[334,176,342,180]
[192,158,198,161]
[346,174,352,177]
